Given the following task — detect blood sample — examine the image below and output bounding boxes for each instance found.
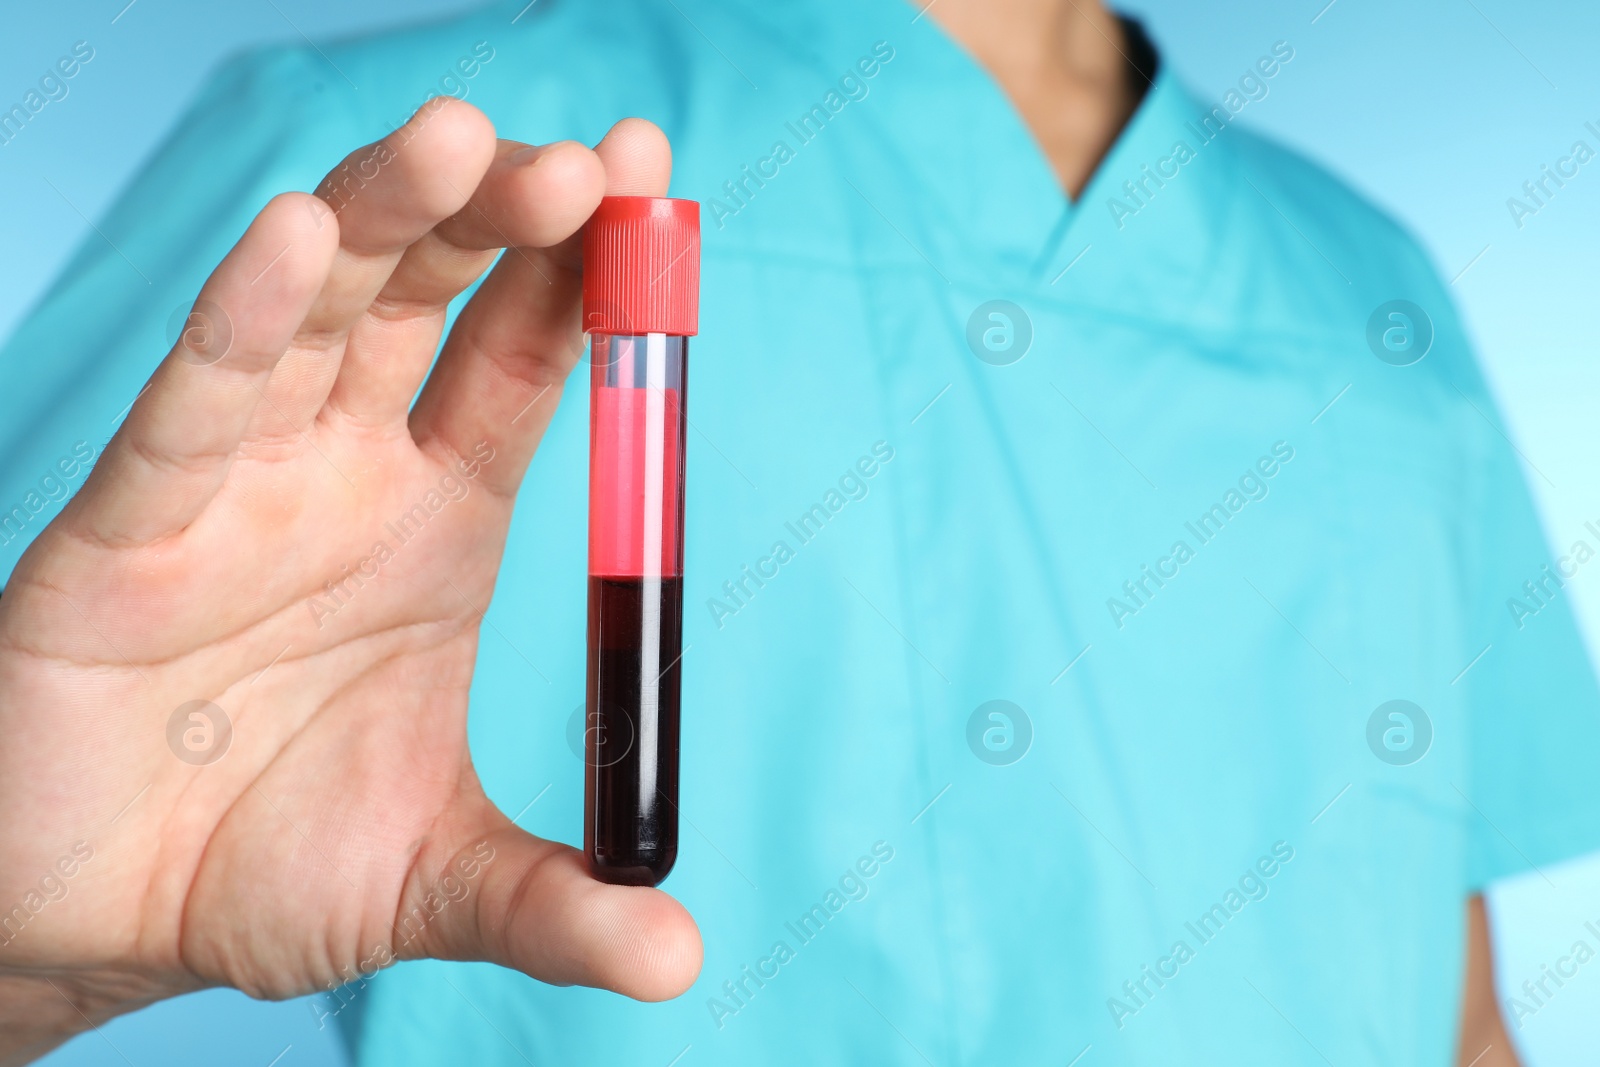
[580,196,700,887]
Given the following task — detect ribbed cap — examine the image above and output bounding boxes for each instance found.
[582,196,700,336]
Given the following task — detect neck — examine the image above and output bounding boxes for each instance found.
[922,0,1144,199]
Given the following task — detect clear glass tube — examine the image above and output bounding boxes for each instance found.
[584,332,687,886]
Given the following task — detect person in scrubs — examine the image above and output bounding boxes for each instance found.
[0,0,1593,1064]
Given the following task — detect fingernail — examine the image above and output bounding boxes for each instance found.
[509,144,547,167]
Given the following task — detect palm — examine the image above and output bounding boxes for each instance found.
[0,101,699,1028]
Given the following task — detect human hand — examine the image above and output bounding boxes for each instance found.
[0,99,700,1064]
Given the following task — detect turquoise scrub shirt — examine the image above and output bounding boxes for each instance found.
[4,1,1600,1063]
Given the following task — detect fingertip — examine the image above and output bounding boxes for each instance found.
[535,855,703,1001]
[422,824,707,1004]
[531,139,609,190]
[609,887,703,1001]
[393,96,500,218]
[250,192,341,296]
[594,117,673,197]
[503,140,608,246]
[409,95,498,152]
[425,95,498,159]
[267,191,340,244]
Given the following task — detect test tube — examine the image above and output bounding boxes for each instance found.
[581,196,700,887]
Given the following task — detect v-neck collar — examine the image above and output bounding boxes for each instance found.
[709,0,1232,296]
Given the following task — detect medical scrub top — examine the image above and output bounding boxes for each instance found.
[5,0,1600,1063]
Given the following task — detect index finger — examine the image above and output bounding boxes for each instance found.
[320,137,608,429]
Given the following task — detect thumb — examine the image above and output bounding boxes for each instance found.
[396,796,702,1001]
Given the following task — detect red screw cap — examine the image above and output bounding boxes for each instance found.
[581,196,700,337]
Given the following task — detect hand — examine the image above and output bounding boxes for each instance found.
[0,99,700,1064]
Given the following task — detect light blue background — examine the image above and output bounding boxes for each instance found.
[3,1,1596,1064]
